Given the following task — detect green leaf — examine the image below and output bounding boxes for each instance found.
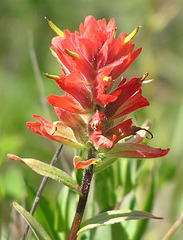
[25,158,81,195]
[13,202,51,240]
[8,155,82,195]
[93,157,118,173]
[90,225,111,240]
[55,186,69,238]
[111,223,130,240]
[132,168,156,240]
[119,159,134,196]
[55,185,77,239]
[78,210,162,235]
[95,166,116,212]
[24,179,59,240]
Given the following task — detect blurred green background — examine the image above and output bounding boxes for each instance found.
[1,0,183,239]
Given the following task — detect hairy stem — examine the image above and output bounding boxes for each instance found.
[21,144,63,240]
[68,147,95,240]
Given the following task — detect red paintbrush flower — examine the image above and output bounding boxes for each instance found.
[27,16,169,169]
[47,15,142,112]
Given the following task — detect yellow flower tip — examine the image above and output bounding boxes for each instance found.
[45,17,64,37]
[134,72,149,86]
[43,72,61,80]
[65,49,79,58]
[140,72,154,84]
[102,76,112,89]
[113,27,117,37]
[141,72,149,81]
[137,72,154,84]
[103,76,112,82]
[7,154,23,162]
[124,26,141,44]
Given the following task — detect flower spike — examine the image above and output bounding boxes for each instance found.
[7,16,170,240]
[26,16,169,169]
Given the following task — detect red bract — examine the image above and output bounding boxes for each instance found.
[27,16,169,169]
[27,110,88,148]
[47,16,142,112]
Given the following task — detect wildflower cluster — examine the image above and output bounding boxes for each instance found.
[27,16,169,169]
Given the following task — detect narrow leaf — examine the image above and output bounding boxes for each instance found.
[8,154,82,195]
[95,166,116,212]
[93,157,118,173]
[111,223,130,240]
[24,179,59,240]
[133,169,156,240]
[78,210,162,235]
[13,202,51,240]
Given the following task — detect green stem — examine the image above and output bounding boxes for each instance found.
[68,147,95,240]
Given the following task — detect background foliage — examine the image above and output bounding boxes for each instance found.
[1,0,183,239]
